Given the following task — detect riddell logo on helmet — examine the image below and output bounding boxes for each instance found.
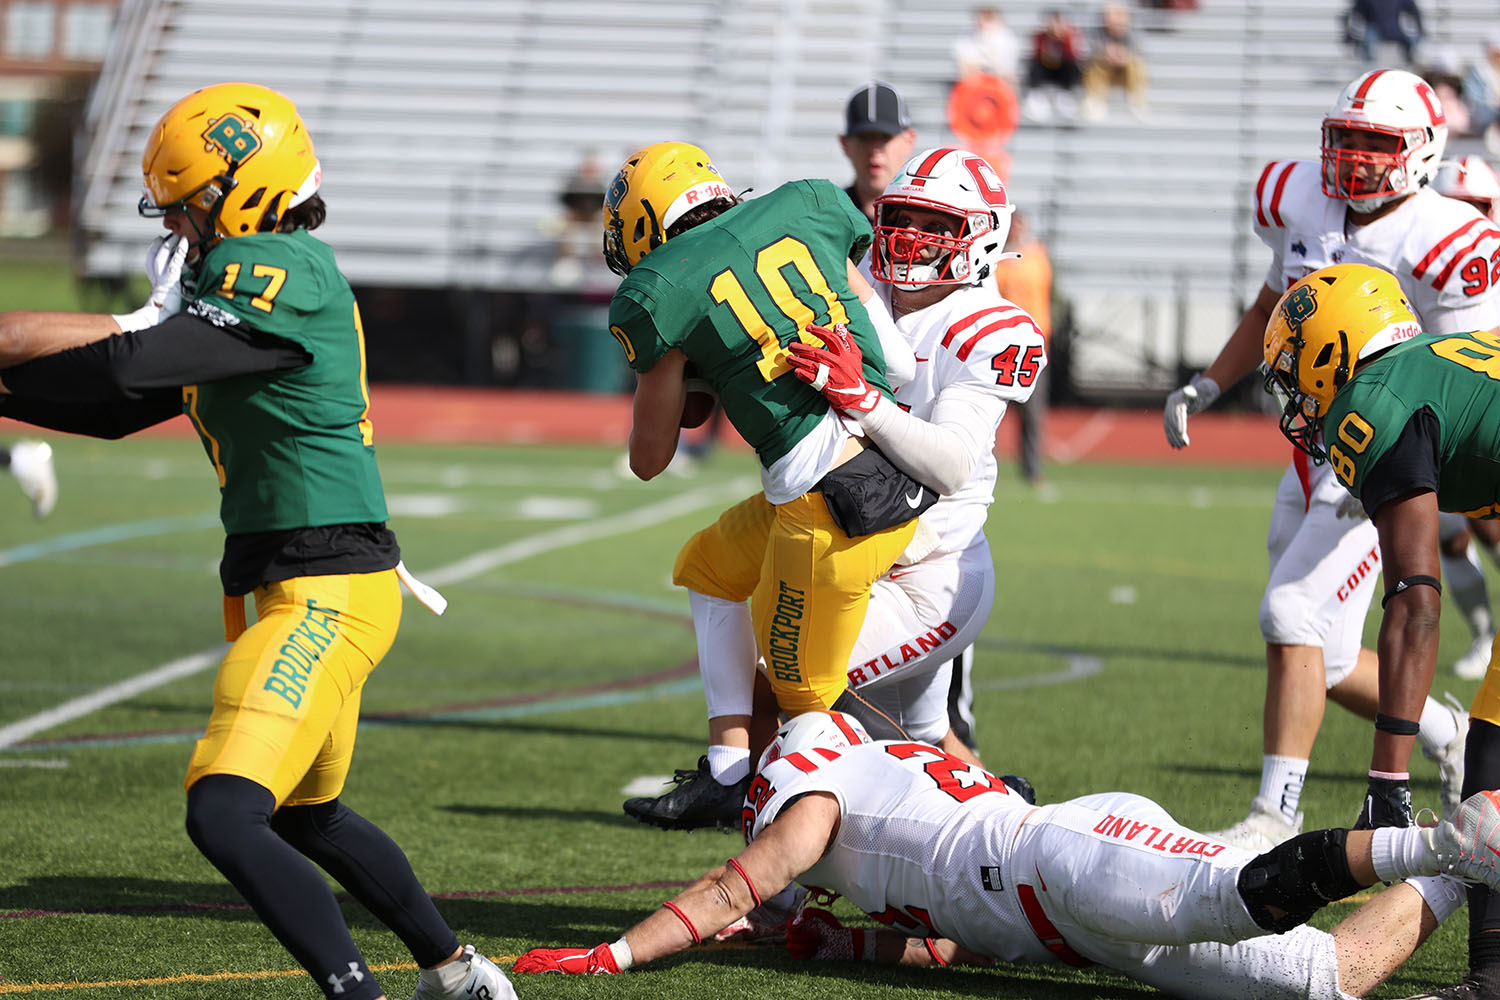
[684,182,734,207]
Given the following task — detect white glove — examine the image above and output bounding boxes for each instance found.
[1163,373,1221,449]
[111,235,188,333]
[1336,489,1368,521]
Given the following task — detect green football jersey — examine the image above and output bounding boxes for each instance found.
[608,178,891,468]
[183,228,388,535]
[1322,330,1500,517]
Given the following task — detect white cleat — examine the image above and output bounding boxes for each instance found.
[409,945,517,1000]
[1207,796,1303,852]
[8,440,56,519]
[1455,632,1495,681]
[1425,692,1471,818]
[1422,790,1500,892]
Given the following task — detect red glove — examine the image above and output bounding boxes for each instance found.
[787,323,882,413]
[785,907,865,961]
[512,942,621,974]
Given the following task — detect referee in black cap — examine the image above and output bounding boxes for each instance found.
[838,80,917,224]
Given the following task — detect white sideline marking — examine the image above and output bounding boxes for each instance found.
[0,478,755,751]
[0,650,223,750]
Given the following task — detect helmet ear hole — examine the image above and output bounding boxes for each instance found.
[1313,342,1335,368]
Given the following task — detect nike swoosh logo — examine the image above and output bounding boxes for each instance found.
[905,488,924,508]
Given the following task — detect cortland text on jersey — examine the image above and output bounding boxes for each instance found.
[847,620,960,687]
[767,580,807,685]
[1091,812,1228,858]
[1336,543,1381,604]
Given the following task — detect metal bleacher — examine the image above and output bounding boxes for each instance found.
[75,0,1498,396]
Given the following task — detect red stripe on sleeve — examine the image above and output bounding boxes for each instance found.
[1432,229,1499,288]
[783,751,819,773]
[1254,161,1281,229]
[1414,218,1487,280]
[940,306,1014,350]
[956,313,1043,362]
[1265,162,1294,229]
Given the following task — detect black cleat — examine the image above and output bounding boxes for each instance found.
[623,756,750,831]
[1400,969,1500,1000]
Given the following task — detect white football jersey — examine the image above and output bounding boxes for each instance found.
[868,277,1047,553]
[745,740,1049,963]
[1253,160,1500,333]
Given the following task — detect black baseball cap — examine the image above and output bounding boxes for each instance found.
[844,81,912,137]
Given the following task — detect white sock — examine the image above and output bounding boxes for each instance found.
[1258,755,1307,821]
[422,945,473,992]
[1419,696,1461,759]
[1371,825,1438,882]
[1442,543,1495,639]
[707,744,750,784]
[1409,874,1467,923]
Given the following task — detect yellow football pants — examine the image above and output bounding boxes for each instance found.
[184,569,402,807]
[674,492,916,715]
[1471,636,1500,727]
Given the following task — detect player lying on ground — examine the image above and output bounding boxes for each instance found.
[519,710,1500,999]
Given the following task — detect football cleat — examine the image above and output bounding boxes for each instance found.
[1424,692,1471,818]
[1207,796,1303,852]
[408,945,517,1000]
[1455,634,1495,681]
[8,440,56,519]
[623,755,749,831]
[1397,968,1500,999]
[1421,790,1500,892]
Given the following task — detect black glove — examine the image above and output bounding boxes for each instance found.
[1001,774,1037,805]
[1353,775,1414,829]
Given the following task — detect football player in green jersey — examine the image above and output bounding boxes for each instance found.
[1264,262,1500,1000]
[0,83,511,1000]
[604,141,934,792]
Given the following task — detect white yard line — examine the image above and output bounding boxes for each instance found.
[0,477,754,750]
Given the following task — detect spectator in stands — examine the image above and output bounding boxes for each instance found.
[1422,48,1472,137]
[1081,2,1149,121]
[839,80,917,225]
[1344,0,1424,67]
[1023,9,1086,124]
[992,210,1052,485]
[953,6,1021,88]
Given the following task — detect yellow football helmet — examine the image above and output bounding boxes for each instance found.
[1262,263,1421,459]
[138,82,321,251]
[602,141,735,276]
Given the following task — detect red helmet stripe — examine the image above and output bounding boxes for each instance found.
[908,147,957,188]
[783,751,819,773]
[1349,70,1387,107]
[829,712,864,745]
[1413,217,1487,279]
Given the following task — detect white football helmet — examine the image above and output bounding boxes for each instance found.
[757,711,872,774]
[1321,69,1447,212]
[1433,155,1500,223]
[872,146,1018,289]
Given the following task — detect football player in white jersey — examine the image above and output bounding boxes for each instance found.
[515,710,1500,1000]
[1164,69,1491,849]
[623,147,1046,831]
[1429,154,1500,682]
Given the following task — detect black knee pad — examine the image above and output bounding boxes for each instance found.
[1237,828,1359,933]
[184,774,276,862]
[830,688,909,741]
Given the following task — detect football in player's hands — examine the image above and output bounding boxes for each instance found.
[681,361,718,429]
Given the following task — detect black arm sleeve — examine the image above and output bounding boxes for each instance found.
[1359,406,1442,517]
[0,312,311,402]
[0,389,182,439]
